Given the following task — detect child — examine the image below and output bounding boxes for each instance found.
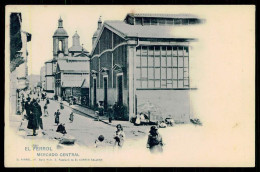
[56,123,67,134]
[95,135,105,148]
[113,124,126,148]
[69,112,74,122]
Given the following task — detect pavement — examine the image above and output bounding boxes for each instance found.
[54,96,135,128]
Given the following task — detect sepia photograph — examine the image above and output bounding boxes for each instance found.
[4,5,255,167]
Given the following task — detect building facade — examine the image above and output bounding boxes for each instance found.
[55,59,90,105]
[10,13,31,115]
[44,59,55,92]
[90,13,202,121]
[44,18,90,105]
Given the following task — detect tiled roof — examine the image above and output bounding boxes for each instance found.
[57,60,88,71]
[105,20,198,39]
[126,13,199,19]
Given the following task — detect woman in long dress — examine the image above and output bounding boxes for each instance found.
[44,103,49,117]
[27,99,39,136]
[54,109,60,125]
[147,126,164,153]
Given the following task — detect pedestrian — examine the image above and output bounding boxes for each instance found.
[95,135,105,148]
[35,99,45,135]
[21,98,25,113]
[108,108,113,123]
[60,102,64,109]
[135,113,141,126]
[146,126,164,153]
[95,111,99,121]
[56,123,67,134]
[69,97,72,106]
[24,97,31,119]
[113,124,126,149]
[98,102,104,116]
[43,103,49,117]
[69,112,74,123]
[46,98,50,104]
[41,93,45,101]
[54,109,61,125]
[27,99,39,136]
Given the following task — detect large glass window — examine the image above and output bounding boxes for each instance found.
[148,80,154,88]
[166,19,173,25]
[174,19,182,25]
[143,18,150,25]
[151,18,157,25]
[148,68,154,79]
[141,68,147,80]
[155,68,160,79]
[182,19,189,25]
[135,18,142,25]
[158,19,166,25]
[136,45,190,89]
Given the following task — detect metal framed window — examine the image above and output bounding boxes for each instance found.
[135,45,190,89]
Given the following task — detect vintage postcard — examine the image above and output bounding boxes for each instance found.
[5,5,255,167]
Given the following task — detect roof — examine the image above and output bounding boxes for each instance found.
[73,52,90,57]
[53,28,68,37]
[45,59,53,63]
[67,56,90,61]
[126,13,199,19]
[93,29,100,38]
[91,15,201,56]
[57,60,88,71]
[69,45,87,52]
[104,20,198,39]
[81,79,89,88]
[72,32,80,38]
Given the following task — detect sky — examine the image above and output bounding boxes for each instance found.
[6,5,213,76]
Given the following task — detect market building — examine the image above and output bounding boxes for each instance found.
[89,13,203,121]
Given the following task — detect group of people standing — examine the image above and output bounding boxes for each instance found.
[19,87,50,136]
[24,96,44,136]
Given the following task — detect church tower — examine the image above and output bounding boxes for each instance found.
[92,16,102,47]
[72,31,80,46]
[53,17,69,59]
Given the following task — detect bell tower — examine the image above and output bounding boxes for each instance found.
[53,17,69,59]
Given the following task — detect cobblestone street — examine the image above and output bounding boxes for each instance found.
[12,95,151,148]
